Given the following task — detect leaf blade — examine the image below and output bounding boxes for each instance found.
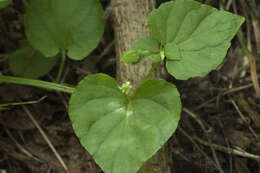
[9,41,58,79]
[121,36,160,64]
[148,0,244,80]
[69,74,181,173]
[25,0,104,60]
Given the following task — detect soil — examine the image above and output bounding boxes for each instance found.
[0,0,260,173]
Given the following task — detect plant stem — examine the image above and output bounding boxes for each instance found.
[236,31,260,98]
[0,96,47,109]
[142,62,161,82]
[233,0,260,98]
[55,50,66,83]
[0,75,74,94]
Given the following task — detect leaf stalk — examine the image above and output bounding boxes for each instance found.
[0,75,74,94]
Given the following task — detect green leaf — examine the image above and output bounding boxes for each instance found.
[0,0,11,8]
[148,0,244,80]
[148,53,162,63]
[121,50,161,64]
[164,42,182,61]
[121,50,143,64]
[69,73,181,173]
[132,36,159,52]
[9,41,58,79]
[121,36,161,64]
[25,0,104,60]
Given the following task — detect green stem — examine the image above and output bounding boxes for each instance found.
[55,50,66,83]
[143,62,161,82]
[248,0,258,20]
[0,96,46,109]
[0,75,75,94]
[237,31,252,58]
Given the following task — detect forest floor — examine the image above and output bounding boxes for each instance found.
[0,0,260,173]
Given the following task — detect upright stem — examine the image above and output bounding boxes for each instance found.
[0,75,74,94]
[55,50,66,83]
[142,62,161,82]
[233,0,260,98]
[112,0,172,172]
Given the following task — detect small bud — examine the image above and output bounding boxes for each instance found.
[119,81,132,95]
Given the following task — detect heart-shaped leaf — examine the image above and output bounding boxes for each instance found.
[25,0,104,60]
[147,0,244,80]
[69,73,181,173]
[9,41,58,79]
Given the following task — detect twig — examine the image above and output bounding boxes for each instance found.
[4,128,42,162]
[231,99,258,140]
[233,0,260,98]
[178,127,218,169]
[97,40,115,61]
[193,83,253,111]
[239,0,252,51]
[217,119,233,173]
[183,108,224,173]
[22,105,68,171]
[248,0,260,53]
[0,138,33,161]
[0,96,47,109]
[252,19,260,54]
[193,135,260,161]
[225,0,233,10]
[183,108,209,131]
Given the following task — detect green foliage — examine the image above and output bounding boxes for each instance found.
[0,0,11,8]
[69,73,181,173]
[1,0,245,172]
[24,0,104,60]
[9,41,58,79]
[124,0,244,80]
[122,36,162,64]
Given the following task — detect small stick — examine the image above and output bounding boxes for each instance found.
[225,0,233,10]
[193,135,260,161]
[183,108,224,173]
[231,99,258,140]
[178,127,218,169]
[233,0,260,98]
[194,83,253,111]
[97,40,115,61]
[217,119,233,173]
[22,105,68,171]
[5,128,42,162]
[0,96,47,109]
[5,129,42,162]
